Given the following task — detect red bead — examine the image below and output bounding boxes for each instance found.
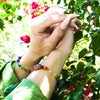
[31,67,34,71]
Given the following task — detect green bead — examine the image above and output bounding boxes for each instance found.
[17,63,21,67]
[21,67,24,70]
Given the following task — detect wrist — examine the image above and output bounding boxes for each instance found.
[20,48,42,71]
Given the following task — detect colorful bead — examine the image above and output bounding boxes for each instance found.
[31,64,49,72]
[17,59,20,62]
[18,56,22,59]
[31,64,59,80]
[17,63,21,67]
[43,66,49,70]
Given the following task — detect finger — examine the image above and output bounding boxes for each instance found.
[50,24,59,33]
[36,13,67,32]
[57,28,74,56]
[48,15,75,49]
[70,18,82,32]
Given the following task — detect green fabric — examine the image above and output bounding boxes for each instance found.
[5,79,48,100]
[0,61,48,100]
[0,61,19,97]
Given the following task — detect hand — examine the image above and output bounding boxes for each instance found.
[26,18,82,99]
[29,8,78,59]
[40,19,82,75]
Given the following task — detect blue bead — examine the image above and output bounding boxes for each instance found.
[17,59,20,62]
[17,63,21,67]
[18,56,22,59]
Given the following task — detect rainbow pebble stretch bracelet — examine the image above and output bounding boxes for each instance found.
[16,56,31,73]
[16,56,60,80]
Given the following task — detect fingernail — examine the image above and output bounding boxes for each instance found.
[74,24,79,30]
[60,17,70,30]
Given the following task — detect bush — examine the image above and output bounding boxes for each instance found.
[0,0,100,99]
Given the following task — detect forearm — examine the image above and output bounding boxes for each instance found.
[26,29,74,99]
[27,70,56,100]
[14,48,42,81]
[42,29,74,76]
[26,52,66,99]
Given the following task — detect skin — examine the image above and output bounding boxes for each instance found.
[14,8,82,99]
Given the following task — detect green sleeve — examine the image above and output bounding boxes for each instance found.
[0,61,19,96]
[0,61,48,100]
[4,79,48,100]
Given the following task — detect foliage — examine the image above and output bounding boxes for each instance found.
[0,0,100,100]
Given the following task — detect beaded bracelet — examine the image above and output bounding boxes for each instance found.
[16,56,31,73]
[16,57,60,80]
[31,64,60,80]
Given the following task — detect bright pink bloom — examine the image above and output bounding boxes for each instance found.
[93,25,96,28]
[90,82,93,85]
[81,58,85,60]
[31,14,38,19]
[25,9,28,15]
[84,86,93,96]
[20,35,30,44]
[31,1,39,9]
[68,85,73,92]
[2,0,7,2]
[85,0,89,3]
[44,5,50,12]
[91,20,94,24]
[63,90,67,94]
[84,95,89,99]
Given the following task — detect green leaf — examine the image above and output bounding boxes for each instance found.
[11,5,17,12]
[0,18,4,30]
[66,86,84,100]
[17,15,22,21]
[95,6,100,27]
[91,32,100,56]
[64,0,66,4]
[74,31,83,43]
[23,2,28,7]
[95,70,100,88]
[57,0,61,4]
[66,61,76,66]
[78,2,84,9]
[61,70,69,81]
[78,48,88,59]
[77,62,85,71]
[3,3,12,13]
[85,60,93,67]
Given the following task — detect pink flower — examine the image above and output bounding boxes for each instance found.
[20,35,30,44]
[90,82,93,85]
[85,0,89,3]
[31,14,38,19]
[84,86,93,97]
[91,20,94,24]
[2,0,7,2]
[93,25,96,28]
[31,1,39,9]
[25,9,28,15]
[68,85,73,92]
[63,90,67,94]
[44,5,50,12]
[81,58,85,60]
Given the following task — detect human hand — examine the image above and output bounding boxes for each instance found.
[40,18,82,75]
[29,8,79,59]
